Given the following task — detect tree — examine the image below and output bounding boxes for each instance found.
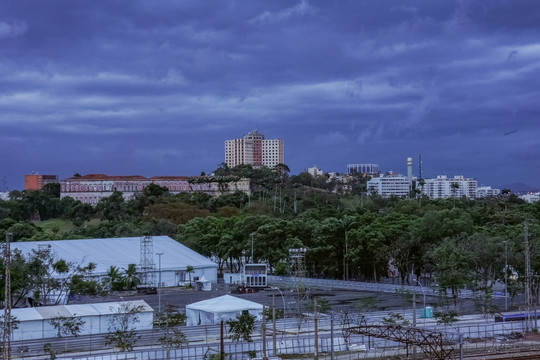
[121,263,140,290]
[227,312,256,342]
[103,265,123,291]
[0,314,20,348]
[428,237,474,311]
[185,265,195,287]
[105,302,144,352]
[49,315,85,351]
[157,304,188,359]
[450,182,460,208]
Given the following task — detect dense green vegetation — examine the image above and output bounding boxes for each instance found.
[1,165,540,313]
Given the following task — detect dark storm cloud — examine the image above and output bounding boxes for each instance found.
[1,0,539,190]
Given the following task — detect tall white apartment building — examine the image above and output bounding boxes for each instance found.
[366,173,410,197]
[225,130,284,168]
[423,175,477,199]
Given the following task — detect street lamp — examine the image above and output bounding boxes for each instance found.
[157,252,164,314]
[271,286,286,339]
[414,279,426,324]
[503,241,508,311]
[250,232,254,263]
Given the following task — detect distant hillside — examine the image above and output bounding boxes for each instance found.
[498,182,539,194]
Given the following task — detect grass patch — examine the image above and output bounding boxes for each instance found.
[38,218,103,235]
[38,218,74,233]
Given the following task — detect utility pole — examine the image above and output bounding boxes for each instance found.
[524,221,532,332]
[157,252,163,314]
[272,295,277,356]
[262,305,267,360]
[220,320,224,360]
[3,233,12,360]
[314,298,318,360]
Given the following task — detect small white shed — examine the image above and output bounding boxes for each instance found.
[186,295,263,326]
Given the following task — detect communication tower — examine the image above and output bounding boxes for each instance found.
[289,248,308,315]
[289,248,307,278]
[139,236,155,288]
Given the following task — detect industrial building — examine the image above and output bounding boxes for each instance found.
[10,236,218,289]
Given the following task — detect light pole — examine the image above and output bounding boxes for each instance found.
[250,232,254,263]
[414,279,426,324]
[503,241,508,311]
[271,286,286,339]
[157,252,163,314]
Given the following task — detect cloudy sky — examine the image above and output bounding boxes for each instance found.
[1,0,539,191]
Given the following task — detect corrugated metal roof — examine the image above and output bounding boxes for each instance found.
[36,306,72,319]
[10,236,216,276]
[12,300,153,321]
[12,307,42,322]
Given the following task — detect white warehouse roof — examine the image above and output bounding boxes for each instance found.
[10,235,217,276]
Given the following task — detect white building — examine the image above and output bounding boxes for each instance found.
[10,236,218,288]
[11,300,153,341]
[60,174,251,206]
[366,173,410,197]
[225,130,284,168]
[476,186,501,198]
[520,193,540,203]
[307,165,323,176]
[186,295,263,326]
[347,164,380,176]
[423,175,477,199]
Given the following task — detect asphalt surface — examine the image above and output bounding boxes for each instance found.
[69,280,496,316]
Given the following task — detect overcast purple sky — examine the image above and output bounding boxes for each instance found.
[1,1,539,191]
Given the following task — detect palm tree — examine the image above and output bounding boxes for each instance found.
[104,265,123,291]
[121,264,140,290]
[450,182,460,208]
[186,265,195,287]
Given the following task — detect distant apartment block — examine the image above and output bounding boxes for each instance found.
[476,186,501,198]
[60,174,251,205]
[367,173,410,197]
[423,175,477,199]
[225,130,284,168]
[307,165,323,177]
[24,174,58,191]
[347,164,380,177]
[520,193,540,203]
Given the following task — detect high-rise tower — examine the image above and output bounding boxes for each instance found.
[225,130,284,168]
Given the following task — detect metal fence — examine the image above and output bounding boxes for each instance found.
[58,320,536,360]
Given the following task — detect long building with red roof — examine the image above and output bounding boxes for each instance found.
[60,174,250,205]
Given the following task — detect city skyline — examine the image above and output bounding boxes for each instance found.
[1,1,539,191]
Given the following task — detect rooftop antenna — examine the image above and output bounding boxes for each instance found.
[418,154,423,180]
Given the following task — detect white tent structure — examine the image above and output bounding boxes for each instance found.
[195,275,212,291]
[10,300,153,341]
[186,295,263,326]
[10,236,218,288]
